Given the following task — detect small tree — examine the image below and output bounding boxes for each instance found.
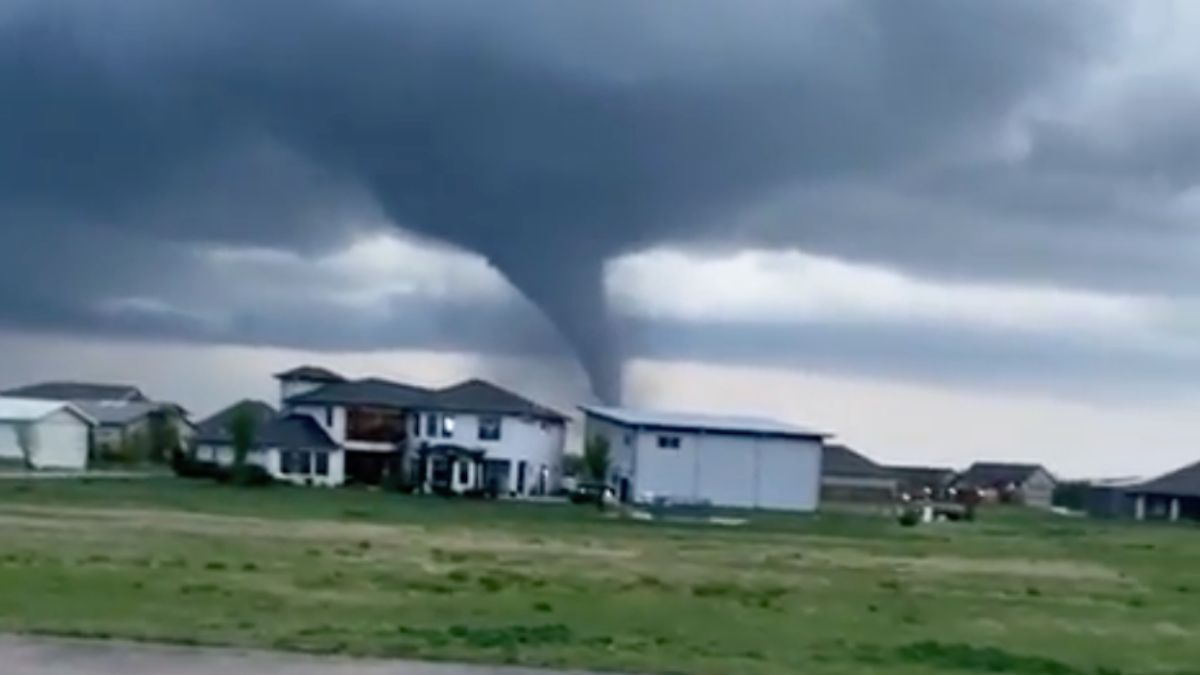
[14,422,36,470]
[148,412,181,464]
[583,434,611,484]
[227,407,257,485]
[561,453,585,478]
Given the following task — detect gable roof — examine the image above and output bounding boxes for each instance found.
[957,462,1051,487]
[822,444,894,479]
[888,465,958,490]
[581,405,826,440]
[73,401,172,427]
[0,397,96,426]
[430,379,567,421]
[1128,461,1200,498]
[287,378,431,408]
[195,400,335,450]
[195,400,278,445]
[274,366,345,383]
[3,381,146,402]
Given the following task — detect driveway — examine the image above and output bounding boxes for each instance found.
[1,635,597,675]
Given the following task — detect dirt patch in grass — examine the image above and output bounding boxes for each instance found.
[806,548,1121,582]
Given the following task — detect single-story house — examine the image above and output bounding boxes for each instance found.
[820,444,898,503]
[3,380,191,460]
[954,462,1057,509]
[887,465,959,500]
[194,366,569,495]
[0,397,96,470]
[580,405,827,512]
[1124,462,1200,522]
[193,400,341,486]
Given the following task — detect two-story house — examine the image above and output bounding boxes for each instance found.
[193,367,568,496]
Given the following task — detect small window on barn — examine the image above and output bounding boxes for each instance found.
[478,415,501,441]
[426,413,439,437]
[657,435,681,450]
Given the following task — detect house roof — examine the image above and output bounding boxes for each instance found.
[73,401,169,427]
[1127,461,1200,498]
[0,397,96,426]
[287,378,431,408]
[887,465,958,490]
[822,444,894,479]
[581,405,826,440]
[274,366,345,383]
[195,400,278,445]
[957,462,1051,487]
[195,400,335,450]
[3,381,146,402]
[429,379,567,421]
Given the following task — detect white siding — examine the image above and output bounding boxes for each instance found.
[0,412,89,470]
[756,437,821,511]
[290,405,347,444]
[280,380,325,405]
[194,443,344,487]
[1021,469,1056,509]
[695,435,757,508]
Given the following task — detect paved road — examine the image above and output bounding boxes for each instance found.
[1,635,594,675]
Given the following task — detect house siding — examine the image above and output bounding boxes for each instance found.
[411,410,566,495]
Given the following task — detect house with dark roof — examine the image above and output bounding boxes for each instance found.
[197,367,569,494]
[192,400,340,486]
[954,462,1057,509]
[1123,462,1200,522]
[887,465,959,499]
[3,381,148,403]
[820,444,898,504]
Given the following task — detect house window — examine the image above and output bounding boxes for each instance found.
[280,451,296,474]
[298,451,313,474]
[657,435,681,450]
[314,452,329,477]
[325,407,333,427]
[457,460,470,485]
[411,414,421,437]
[441,415,455,438]
[426,413,439,437]
[478,415,501,441]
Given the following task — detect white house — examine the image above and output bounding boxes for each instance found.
[0,397,95,470]
[193,366,568,495]
[192,400,342,487]
[581,406,827,512]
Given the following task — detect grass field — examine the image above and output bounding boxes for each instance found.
[1,479,1198,674]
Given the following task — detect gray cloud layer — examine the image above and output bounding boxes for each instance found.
[5,0,1199,399]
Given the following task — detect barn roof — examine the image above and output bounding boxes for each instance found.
[0,397,96,426]
[3,381,146,402]
[1128,461,1200,499]
[581,405,826,440]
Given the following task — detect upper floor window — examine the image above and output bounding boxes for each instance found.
[441,414,456,438]
[657,435,681,450]
[478,415,502,441]
[426,413,439,437]
[325,406,333,427]
[411,413,421,437]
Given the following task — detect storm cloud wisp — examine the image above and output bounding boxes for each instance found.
[6,0,1196,400]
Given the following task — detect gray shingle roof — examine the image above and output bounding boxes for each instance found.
[74,401,165,427]
[888,465,958,491]
[581,405,825,439]
[287,378,431,408]
[822,444,893,479]
[1128,461,1200,498]
[3,381,146,402]
[274,366,345,383]
[957,462,1050,488]
[430,379,567,421]
[195,400,335,450]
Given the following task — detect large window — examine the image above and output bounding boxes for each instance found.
[657,435,681,450]
[411,414,421,437]
[314,452,329,476]
[426,413,439,437]
[457,460,470,485]
[281,450,297,474]
[441,414,455,438]
[346,406,405,443]
[297,451,313,474]
[478,415,502,441]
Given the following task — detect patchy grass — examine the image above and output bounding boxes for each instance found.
[0,479,1199,674]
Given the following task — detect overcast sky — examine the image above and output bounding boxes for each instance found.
[3,1,1200,477]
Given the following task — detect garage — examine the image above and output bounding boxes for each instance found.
[581,406,826,512]
[0,397,95,470]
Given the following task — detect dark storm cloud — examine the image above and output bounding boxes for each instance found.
[0,0,1152,399]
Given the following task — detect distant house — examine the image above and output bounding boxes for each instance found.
[1124,462,1200,522]
[955,462,1057,509]
[887,465,958,499]
[193,400,341,487]
[820,444,897,503]
[0,397,96,470]
[1082,478,1143,520]
[194,367,568,495]
[2,380,191,459]
[581,405,827,512]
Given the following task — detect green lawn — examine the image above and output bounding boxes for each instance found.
[1,479,1198,674]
